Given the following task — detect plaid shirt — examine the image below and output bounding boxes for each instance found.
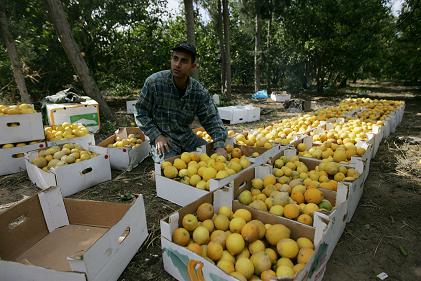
[135,70,227,151]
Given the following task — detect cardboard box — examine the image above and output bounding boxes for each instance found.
[231,164,349,262]
[98,127,150,171]
[46,134,96,148]
[155,155,256,206]
[244,105,260,122]
[45,98,100,133]
[270,92,291,102]
[233,164,348,216]
[0,186,148,281]
[0,142,46,176]
[160,185,334,281]
[297,134,372,182]
[126,100,137,114]
[268,149,365,224]
[217,105,260,124]
[0,112,44,144]
[25,146,112,197]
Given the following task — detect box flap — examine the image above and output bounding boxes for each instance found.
[0,195,49,260]
[38,187,69,233]
[64,199,130,227]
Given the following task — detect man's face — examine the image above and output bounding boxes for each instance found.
[171,50,196,79]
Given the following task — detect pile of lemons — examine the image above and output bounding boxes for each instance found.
[0,104,36,115]
[107,134,143,149]
[44,122,88,141]
[161,151,251,190]
[31,143,97,171]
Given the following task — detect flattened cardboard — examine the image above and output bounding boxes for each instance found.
[0,112,44,144]
[46,134,95,148]
[0,142,45,176]
[16,224,108,272]
[97,127,150,171]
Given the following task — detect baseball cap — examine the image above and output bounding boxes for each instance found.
[172,42,197,62]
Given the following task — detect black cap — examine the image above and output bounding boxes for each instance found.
[172,42,197,62]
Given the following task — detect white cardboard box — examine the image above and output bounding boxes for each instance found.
[97,127,150,171]
[45,98,100,133]
[231,164,349,262]
[244,105,260,122]
[217,105,260,124]
[160,185,333,281]
[46,134,96,148]
[0,186,148,281]
[268,149,365,224]
[0,112,44,144]
[270,92,291,102]
[25,146,112,197]
[0,142,46,176]
[155,155,256,206]
[126,100,137,114]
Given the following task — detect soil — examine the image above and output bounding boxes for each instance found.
[0,81,420,281]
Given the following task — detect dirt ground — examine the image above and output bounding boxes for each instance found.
[0,82,420,281]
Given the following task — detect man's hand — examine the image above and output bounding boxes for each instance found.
[155,135,171,155]
[215,147,228,158]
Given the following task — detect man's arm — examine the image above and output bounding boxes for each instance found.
[135,79,162,143]
[196,90,228,150]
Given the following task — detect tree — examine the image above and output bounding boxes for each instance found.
[0,3,31,103]
[44,0,114,120]
[216,0,226,94]
[183,0,199,79]
[222,0,231,97]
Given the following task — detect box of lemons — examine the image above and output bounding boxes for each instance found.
[0,140,45,176]
[97,127,151,171]
[161,185,332,281]
[155,151,254,207]
[271,149,365,224]
[232,164,340,227]
[0,104,44,145]
[25,143,111,197]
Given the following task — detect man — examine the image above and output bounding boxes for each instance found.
[135,42,228,162]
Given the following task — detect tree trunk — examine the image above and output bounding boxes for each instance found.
[183,0,198,79]
[254,13,262,92]
[266,9,273,95]
[0,6,31,103]
[222,0,231,97]
[216,0,226,95]
[44,0,114,121]
[316,64,324,95]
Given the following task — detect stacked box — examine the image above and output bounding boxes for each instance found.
[45,98,100,133]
